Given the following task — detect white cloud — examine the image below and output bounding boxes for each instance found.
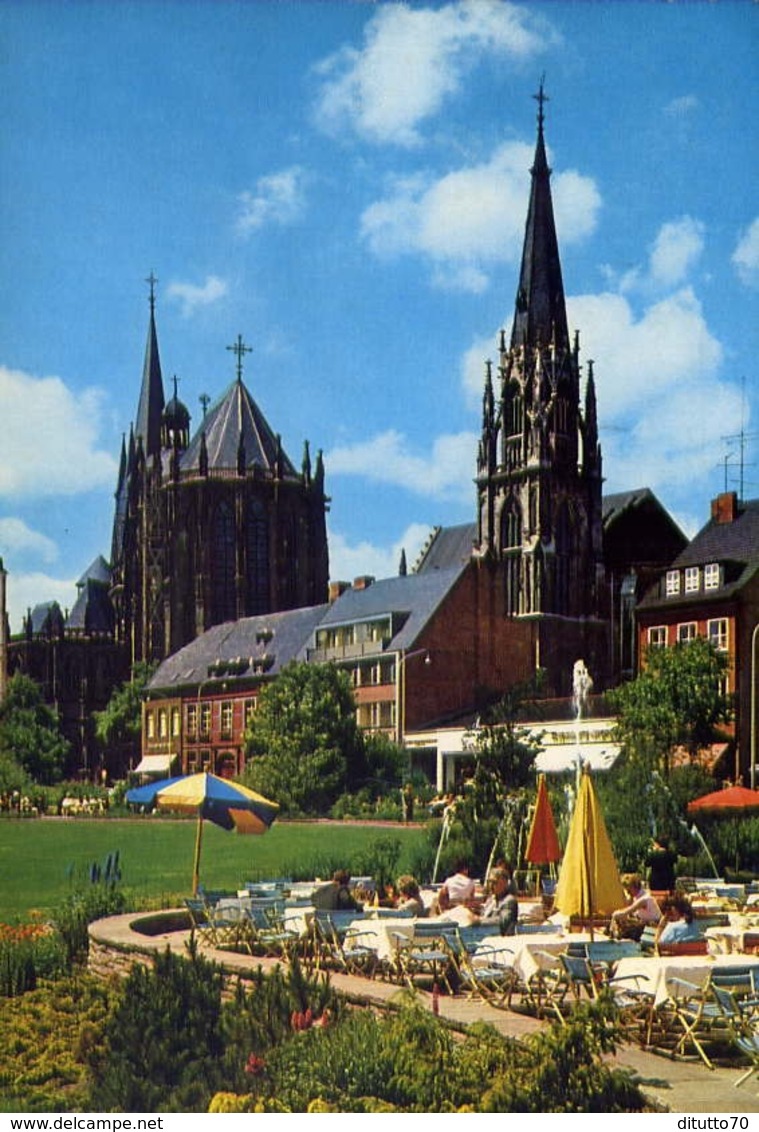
[564,288,738,503]
[313,0,554,146]
[617,216,705,294]
[0,367,116,499]
[327,522,434,585]
[566,288,722,420]
[3,570,77,636]
[648,217,705,289]
[361,142,600,290]
[326,429,476,503]
[236,167,307,234]
[664,94,699,118]
[166,275,228,317]
[0,518,57,564]
[732,217,759,287]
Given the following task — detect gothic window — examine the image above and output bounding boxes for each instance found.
[505,556,521,615]
[246,500,269,615]
[212,501,236,623]
[555,502,572,614]
[501,502,522,550]
[506,389,523,436]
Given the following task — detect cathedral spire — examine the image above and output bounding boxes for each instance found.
[134,273,165,459]
[510,80,570,355]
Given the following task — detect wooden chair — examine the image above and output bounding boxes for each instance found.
[457,945,516,1008]
[392,923,460,995]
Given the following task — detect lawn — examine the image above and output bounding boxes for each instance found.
[0,817,426,921]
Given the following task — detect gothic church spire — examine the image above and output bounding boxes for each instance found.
[134,272,165,459]
[511,80,570,355]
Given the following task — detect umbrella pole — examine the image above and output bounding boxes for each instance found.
[192,814,204,896]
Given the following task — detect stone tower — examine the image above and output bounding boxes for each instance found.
[473,86,607,694]
[110,283,330,666]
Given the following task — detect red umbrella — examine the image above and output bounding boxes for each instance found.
[687,785,759,813]
[524,773,561,864]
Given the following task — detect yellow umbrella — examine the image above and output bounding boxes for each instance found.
[554,769,625,930]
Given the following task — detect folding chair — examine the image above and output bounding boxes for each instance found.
[243,904,298,959]
[733,1022,759,1091]
[457,945,516,1008]
[392,923,460,995]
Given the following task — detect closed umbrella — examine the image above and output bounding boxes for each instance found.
[524,774,561,866]
[126,772,279,894]
[554,769,625,933]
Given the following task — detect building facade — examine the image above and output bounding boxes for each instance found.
[110,293,330,667]
[636,492,759,784]
[472,86,607,697]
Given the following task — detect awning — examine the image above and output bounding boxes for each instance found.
[535,744,621,774]
[133,754,176,775]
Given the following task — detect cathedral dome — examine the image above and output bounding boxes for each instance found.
[161,377,190,449]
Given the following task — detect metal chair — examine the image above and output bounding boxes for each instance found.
[392,923,460,995]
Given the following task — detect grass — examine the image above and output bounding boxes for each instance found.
[0,817,425,921]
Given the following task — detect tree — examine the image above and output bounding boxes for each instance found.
[0,673,70,784]
[243,661,363,814]
[94,661,155,762]
[611,638,732,775]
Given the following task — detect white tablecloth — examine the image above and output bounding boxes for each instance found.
[611,952,759,1007]
[473,932,593,983]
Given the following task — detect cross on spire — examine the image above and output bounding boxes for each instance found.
[226,333,252,383]
[199,392,210,417]
[533,75,548,132]
[145,271,158,314]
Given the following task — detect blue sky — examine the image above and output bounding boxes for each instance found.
[1,0,757,634]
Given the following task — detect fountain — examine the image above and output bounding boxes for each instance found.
[572,659,593,788]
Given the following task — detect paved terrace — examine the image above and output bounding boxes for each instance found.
[88,912,759,1115]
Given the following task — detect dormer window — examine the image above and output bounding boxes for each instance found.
[684,566,700,593]
[704,563,720,590]
[665,570,680,596]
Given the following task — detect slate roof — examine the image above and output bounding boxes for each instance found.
[414,523,476,573]
[148,603,328,692]
[66,579,115,634]
[312,565,468,654]
[28,602,65,636]
[181,378,297,477]
[638,497,759,611]
[76,555,112,588]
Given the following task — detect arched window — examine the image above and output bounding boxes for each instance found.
[555,502,572,614]
[212,501,236,622]
[501,502,522,550]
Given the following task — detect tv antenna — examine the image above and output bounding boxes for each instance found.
[720,377,757,501]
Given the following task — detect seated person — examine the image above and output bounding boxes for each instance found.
[312,869,361,912]
[471,868,518,935]
[654,894,702,950]
[432,859,476,914]
[394,875,425,917]
[610,874,662,941]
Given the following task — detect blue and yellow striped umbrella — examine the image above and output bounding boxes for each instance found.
[127,772,279,893]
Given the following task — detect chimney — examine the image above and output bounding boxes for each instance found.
[711,492,738,525]
[353,575,375,591]
[328,581,351,603]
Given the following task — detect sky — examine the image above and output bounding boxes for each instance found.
[1,0,757,635]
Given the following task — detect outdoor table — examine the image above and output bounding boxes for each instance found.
[705,915,759,954]
[348,916,417,963]
[610,952,759,1008]
[473,931,594,985]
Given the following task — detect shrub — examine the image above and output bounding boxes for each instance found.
[53,882,126,967]
[0,922,68,997]
[87,943,228,1112]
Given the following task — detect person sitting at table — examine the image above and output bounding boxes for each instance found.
[654,894,701,950]
[610,874,662,941]
[395,875,426,917]
[471,867,518,935]
[432,859,476,914]
[312,869,362,912]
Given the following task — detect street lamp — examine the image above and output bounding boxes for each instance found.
[397,648,431,745]
[751,622,758,791]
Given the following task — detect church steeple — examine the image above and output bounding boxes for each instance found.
[134,273,165,459]
[511,80,570,356]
